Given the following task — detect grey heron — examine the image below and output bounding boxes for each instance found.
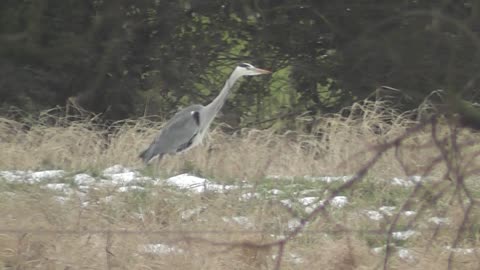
[139,63,271,164]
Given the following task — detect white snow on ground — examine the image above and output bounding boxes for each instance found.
[287,253,304,264]
[0,170,65,184]
[299,196,348,213]
[101,165,154,186]
[31,170,65,182]
[239,192,260,201]
[429,217,449,225]
[280,199,294,208]
[445,246,476,254]
[299,197,318,206]
[117,186,145,192]
[379,206,396,216]
[73,173,96,185]
[138,243,184,255]
[287,218,302,230]
[403,211,416,217]
[103,164,130,175]
[180,207,206,220]
[0,171,27,182]
[331,196,348,208]
[163,173,237,193]
[398,248,415,262]
[392,230,416,240]
[43,183,72,193]
[222,216,254,229]
[365,210,383,221]
[267,175,352,183]
[0,164,456,254]
[53,196,69,204]
[266,175,295,181]
[304,175,352,183]
[268,189,283,195]
[271,253,304,264]
[391,176,423,187]
[371,246,384,254]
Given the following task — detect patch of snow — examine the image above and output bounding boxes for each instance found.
[1,170,65,184]
[1,191,16,197]
[287,218,302,230]
[164,174,236,193]
[206,183,238,192]
[445,246,475,255]
[299,197,318,205]
[304,175,351,183]
[299,197,323,214]
[410,175,422,182]
[379,206,396,216]
[118,186,145,192]
[110,172,142,185]
[78,185,91,192]
[365,210,383,221]
[371,246,384,254]
[165,174,206,192]
[103,165,131,175]
[391,176,422,187]
[295,196,348,214]
[223,216,254,229]
[181,207,205,220]
[398,248,415,262]
[239,192,259,201]
[100,195,114,203]
[429,217,449,225]
[331,196,348,208]
[43,183,72,194]
[268,189,283,195]
[280,199,293,208]
[138,243,184,255]
[0,170,30,182]
[73,173,96,185]
[403,211,416,217]
[266,175,295,181]
[299,189,324,196]
[391,177,412,187]
[271,234,286,240]
[31,170,65,182]
[53,196,69,204]
[392,230,416,240]
[305,205,322,214]
[287,253,304,264]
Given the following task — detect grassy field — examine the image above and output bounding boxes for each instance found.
[1,101,480,269]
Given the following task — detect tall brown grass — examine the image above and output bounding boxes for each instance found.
[0,101,453,180]
[1,101,480,269]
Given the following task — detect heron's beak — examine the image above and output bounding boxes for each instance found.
[255,68,271,74]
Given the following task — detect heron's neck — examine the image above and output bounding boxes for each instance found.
[205,71,242,115]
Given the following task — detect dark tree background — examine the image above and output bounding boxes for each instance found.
[1,0,480,128]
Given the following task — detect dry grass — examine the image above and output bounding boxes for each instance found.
[1,101,480,269]
[0,101,448,179]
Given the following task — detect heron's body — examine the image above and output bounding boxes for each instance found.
[139,63,270,164]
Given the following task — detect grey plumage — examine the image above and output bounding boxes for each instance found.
[139,63,271,164]
[139,104,203,162]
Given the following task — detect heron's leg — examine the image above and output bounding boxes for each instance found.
[155,156,161,176]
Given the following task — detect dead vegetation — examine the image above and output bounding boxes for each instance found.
[0,101,480,269]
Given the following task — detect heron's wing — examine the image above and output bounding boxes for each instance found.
[153,106,202,153]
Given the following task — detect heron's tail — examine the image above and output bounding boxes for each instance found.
[139,146,163,164]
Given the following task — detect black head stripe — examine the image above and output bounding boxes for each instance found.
[238,63,251,68]
[191,111,200,126]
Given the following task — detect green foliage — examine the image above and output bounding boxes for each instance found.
[2,0,480,128]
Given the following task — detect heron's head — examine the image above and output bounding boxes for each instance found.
[235,63,271,76]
